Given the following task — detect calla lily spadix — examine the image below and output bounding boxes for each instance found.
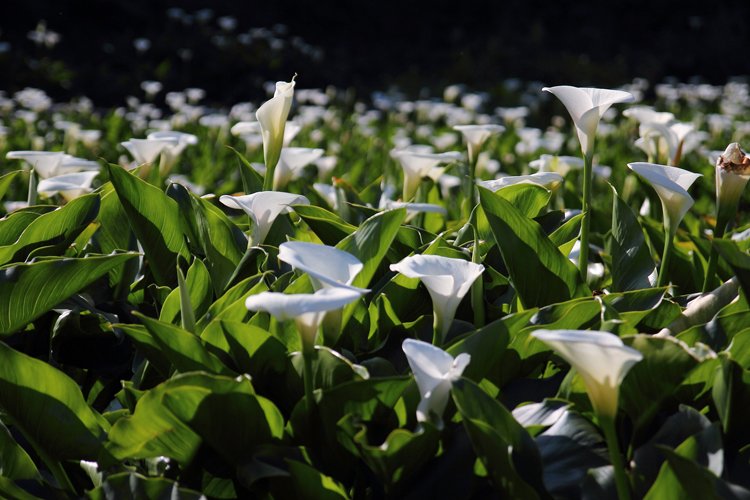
[402,338,471,429]
[219,191,309,246]
[390,254,484,343]
[392,149,462,201]
[37,171,98,201]
[628,161,701,287]
[278,241,369,293]
[256,76,296,190]
[542,85,634,282]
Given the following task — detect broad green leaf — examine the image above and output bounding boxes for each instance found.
[495,183,552,218]
[714,238,750,299]
[0,210,49,246]
[196,273,269,332]
[94,183,138,293]
[445,313,519,383]
[0,342,110,462]
[86,472,205,500]
[107,164,188,285]
[135,314,235,376]
[451,378,546,499]
[479,186,586,308]
[608,186,656,291]
[290,346,369,391]
[0,170,23,203]
[620,335,700,435]
[284,460,350,500]
[294,204,356,245]
[0,193,99,266]
[160,258,213,326]
[0,253,139,335]
[0,420,39,480]
[228,145,264,194]
[549,213,583,256]
[712,355,750,447]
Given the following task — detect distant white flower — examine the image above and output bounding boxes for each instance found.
[402,338,471,428]
[477,172,563,191]
[532,329,642,418]
[37,171,98,201]
[453,124,505,165]
[274,147,325,190]
[391,149,462,200]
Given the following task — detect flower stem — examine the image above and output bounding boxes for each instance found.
[471,225,485,329]
[702,211,730,292]
[578,153,593,281]
[463,154,478,220]
[302,343,315,413]
[657,224,675,289]
[601,415,631,500]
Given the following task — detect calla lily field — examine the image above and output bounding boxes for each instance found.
[3,73,750,500]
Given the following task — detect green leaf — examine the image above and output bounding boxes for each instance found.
[0,193,100,266]
[0,342,110,462]
[608,186,656,292]
[0,420,39,480]
[479,186,586,308]
[284,460,350,500]
[0,170,23,203]
[714,238,750,299]
[0,253,139,335]
[107,164,188,285]
[160,258,213,327]
[86,472,206,500]
[495,183,552,218]
[228,145,264,194]
[135,314,235,376]
[451,377,546,498]
[294,204,356,245]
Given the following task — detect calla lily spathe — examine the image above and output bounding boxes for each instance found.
[542,85,634,158]
[219,191,309,245]
[147,131,198,173]
[278,241,369,293]
[390,254,484,342]
[121,137,178,166]
[627,162,702,235]
[274,147,325,190]
[392,149,462,201]
[256,77,296,188]
[453,124,505,165]
[532,329,642,419]
[6,151,99,179]
[477,172,563,191]
[715,142,750,217]
[37,171,99,201]
[245,287,362,347]
[402,338,470,429]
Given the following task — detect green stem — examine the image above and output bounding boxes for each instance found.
[467,153,478,215]
[601,416,631,500]
[578,153,593,281]
[657,223,675,289]
[302,344,315,413]
[471,225,485,329]
[703,211,730,292]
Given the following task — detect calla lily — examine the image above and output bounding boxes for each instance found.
[147,131,198,173]
[274,147,325,190]
[628,162,701,287]
[278,241,369,293]
[256,77,296,190]
[622,105,675,126]
[37,171,99,201]
[477,172,563,191]
[529,154,584,177]
[121,138,178,166]
[402,338,471,429]
[231,120,301,146]
[453,124,505,165]
[532,329,642,419]
[7,151,99,179]
[390,255,484,343]
[542,86,634,158]
[219,191,309,245]
[703,143,750,291]
[380,200,447,222]
[392,149,462,201]
[531,328,642,499]
[542,86,633,281]
[627,162,701,237]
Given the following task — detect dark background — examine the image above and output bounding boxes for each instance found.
[2,0,748,105]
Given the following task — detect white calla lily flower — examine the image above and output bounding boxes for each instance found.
[37,171,99,201]
[219,191,309,245]
[477,172,563,191]
[627,162,702,236]
[532,329,643,419]
[231,120,301,147]
[542,86,634,158]
[402,338,471,429]
[7,151,99,179]
[715,143,750,216]
[256,77,296,188]
[392,149,462,201]
[121,138,178,166]
[278,241,369,293]
[390,255,484,342]
[147,131,198,173]
[245,287,362,348]
[274,147,325,190]
[453,124,505,165]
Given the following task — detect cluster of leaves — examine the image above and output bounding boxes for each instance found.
[1,83,750,499]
